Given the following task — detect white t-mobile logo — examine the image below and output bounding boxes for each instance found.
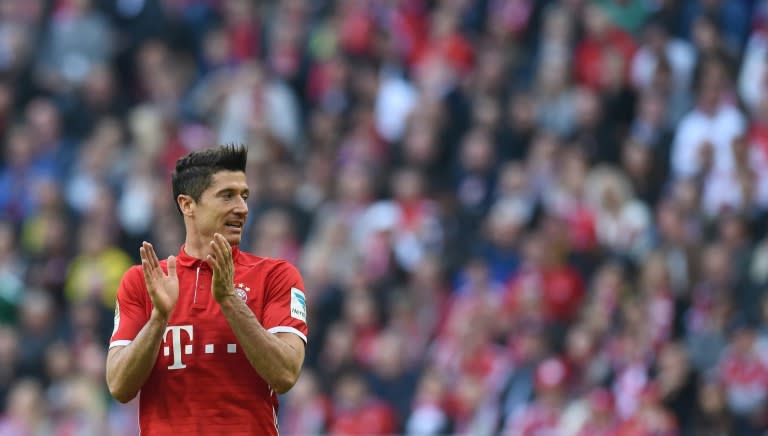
[163,325,193,370]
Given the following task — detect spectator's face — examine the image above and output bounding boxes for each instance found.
[371,332,405,377]
[414,369,446,403]
[44,342,73,381]
[0,220,15,256]
[498,162,528,195]
[465,259,490,285]
[76,340,105,381]
[6,128,34,167]
[699,382,726,415]
[594,263,623,294]
[69,0,91,14]
[252,209,294,256]
[224,0,254,24]
[478,48,505,83]
[202,29,230,67]
[20,293,54,334]
[523,235,546,266]
[718,215,746,247]
[509,93,536,130]
[403,126,438,164]
[732,328,756,355]
[542,7,572,42]
[79,217,110,256]
[343,289,377,329]
[645,25,667,52]
[455,375,485,411]
[757,96,768,122]
[698,78,723,111]
[412,255,442,289]
[473,97,501,129]
[622,143,651,178]
[334,374,368,408]
[322,323,354,365]
[561,152,588,194]
[658,342,689,380]
[25,99,59,144]
[7,380,44,421]
[336,164,372,203]
[641,254,669,291]
[692,17,719,52]
[187,171,249,246]
[575,89,601,126]
[565,326,595,363]
[701,245,731,283]
[671,180,699,212]
[488,206,523,247]
[599,50,626,89]
[460,131,494,172]
[392,169,424,201]
[0,327,18,366]
[538,57,568,93]
[601,185,623,211]
[286,370,319,407]
[584,4,611,38]
[638,93,665,125]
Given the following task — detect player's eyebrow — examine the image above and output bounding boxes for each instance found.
[216,187,249,196]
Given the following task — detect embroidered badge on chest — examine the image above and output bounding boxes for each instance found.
[234,282,251,302]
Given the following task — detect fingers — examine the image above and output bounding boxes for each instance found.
[210,235,227,263]
[214,233,232,261]
[167,255,177,278]
[140,242,167,285]
[144,242,161,270]
[141,256,153,287]
[207,234,233,278]
[140,245,153,273]
[140,243,154,272]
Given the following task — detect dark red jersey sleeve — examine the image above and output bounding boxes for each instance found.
[109,265,150,348]
[262,261,308,343]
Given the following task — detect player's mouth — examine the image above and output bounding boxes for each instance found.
[224,221,243,232]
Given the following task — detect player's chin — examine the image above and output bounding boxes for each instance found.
[221,226,243,243]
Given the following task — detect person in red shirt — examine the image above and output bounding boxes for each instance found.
[105,145,308,435]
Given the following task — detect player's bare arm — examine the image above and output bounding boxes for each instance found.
[207,233,305,394]
[106,242,179,402]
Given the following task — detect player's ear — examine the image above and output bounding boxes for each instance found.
[177,194,195,217]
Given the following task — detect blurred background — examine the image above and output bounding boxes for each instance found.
[0,0,767,434]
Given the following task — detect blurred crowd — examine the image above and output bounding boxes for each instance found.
[1,0,768,435]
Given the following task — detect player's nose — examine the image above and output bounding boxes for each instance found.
[233,195,248,215]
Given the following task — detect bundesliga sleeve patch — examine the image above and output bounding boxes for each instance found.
[112,301,120,336]
[290,287,307,322]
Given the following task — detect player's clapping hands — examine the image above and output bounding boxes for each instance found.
[140,242,179,320]
[207,233,236,303]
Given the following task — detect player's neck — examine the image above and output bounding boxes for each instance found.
[182,235,215,260]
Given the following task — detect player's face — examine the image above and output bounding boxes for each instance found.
[194,170,249,245]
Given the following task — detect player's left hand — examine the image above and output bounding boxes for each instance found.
[206,233,236,303]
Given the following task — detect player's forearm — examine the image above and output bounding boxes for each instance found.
[106,310,168,403]
[218,295,302,394]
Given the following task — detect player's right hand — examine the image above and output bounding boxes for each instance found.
[139,241,179,320]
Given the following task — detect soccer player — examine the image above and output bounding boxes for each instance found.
[106,145,308,435]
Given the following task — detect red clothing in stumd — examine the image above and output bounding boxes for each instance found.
[109,245,308,436]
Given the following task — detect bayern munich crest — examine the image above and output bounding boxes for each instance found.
[234,282,251,302]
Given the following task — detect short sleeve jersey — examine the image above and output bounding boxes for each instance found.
[110,245,308,436]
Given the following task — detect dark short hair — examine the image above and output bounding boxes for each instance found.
[171,144,247,214]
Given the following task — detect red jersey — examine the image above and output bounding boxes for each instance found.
[109,245,308,435]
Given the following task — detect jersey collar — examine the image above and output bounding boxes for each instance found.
[177,244,242,268]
